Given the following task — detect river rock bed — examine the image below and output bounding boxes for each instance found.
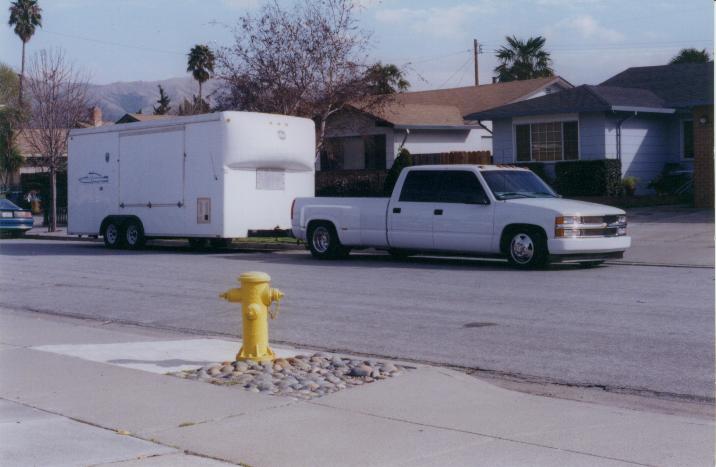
[170,353,408,399]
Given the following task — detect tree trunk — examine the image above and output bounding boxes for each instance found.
[19,40,26,105]
[49,167,57,233]
[198,81,203,103]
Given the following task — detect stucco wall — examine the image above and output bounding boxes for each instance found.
[392,128,491,160]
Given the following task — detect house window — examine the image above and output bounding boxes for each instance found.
[514,121,579,161]
[682,120,694,159]
[364,134,386,170]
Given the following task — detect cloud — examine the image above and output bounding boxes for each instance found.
[549,15,624,43]
[375,3,494,38]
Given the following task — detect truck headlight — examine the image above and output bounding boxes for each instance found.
[555,216,579,225]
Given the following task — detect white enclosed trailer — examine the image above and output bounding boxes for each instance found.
[68,111,315,249]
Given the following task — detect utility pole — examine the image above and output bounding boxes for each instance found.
[473,39,480,86]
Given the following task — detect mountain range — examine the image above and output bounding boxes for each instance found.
[87,77,221,122]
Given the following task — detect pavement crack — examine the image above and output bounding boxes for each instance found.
[306,400,655,467]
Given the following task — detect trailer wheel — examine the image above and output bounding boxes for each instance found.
[103,221,123,249]
[124,219,145,250]
[308,222,349,259]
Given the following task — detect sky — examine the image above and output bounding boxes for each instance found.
[1,0,713,90]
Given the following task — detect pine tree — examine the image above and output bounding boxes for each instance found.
[153,84,171,115]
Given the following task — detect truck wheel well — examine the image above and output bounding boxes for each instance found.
[100,215,143,235]
[500,224,547,254]
[307,219,336,236]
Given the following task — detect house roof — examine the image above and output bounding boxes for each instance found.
[351,102,468,128]
[600,62,713,108]
[466,84,675,120]
[115,113,171,124]
[350,76,572,127]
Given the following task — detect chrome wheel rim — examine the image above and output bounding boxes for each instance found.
[312,226,330,253]
[510,233,534,264]
[126,225,139,245]
[106,224,118,245]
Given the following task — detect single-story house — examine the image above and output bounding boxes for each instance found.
[115,113,171,124]
[8,107,110,187]
[467,62,714,197]
[321,76,573,171]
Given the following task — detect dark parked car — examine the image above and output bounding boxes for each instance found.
[0,199,34,237]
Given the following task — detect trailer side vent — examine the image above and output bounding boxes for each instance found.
[256,169,286,191]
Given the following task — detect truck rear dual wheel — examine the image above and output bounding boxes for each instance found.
[505,228,548,270]
[308,222,350,260]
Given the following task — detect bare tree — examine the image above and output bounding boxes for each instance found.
[23,49,88,231]
[215,0,391,161]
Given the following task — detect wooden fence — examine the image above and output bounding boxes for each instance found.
[411,151,492,166]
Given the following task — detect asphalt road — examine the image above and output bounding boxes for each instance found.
[0,240,713,401]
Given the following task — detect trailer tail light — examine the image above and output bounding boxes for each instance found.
[290,199,296,221]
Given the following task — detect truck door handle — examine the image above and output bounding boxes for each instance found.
[392,207,401,214]
[434,209,443,215]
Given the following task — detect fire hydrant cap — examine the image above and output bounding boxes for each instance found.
[239,271,271,283]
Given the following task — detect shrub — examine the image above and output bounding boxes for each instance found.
[513,162,554,187]
[648,163,692,196]
[622,176,638,196]
[383,148,412,195]
[554,160,622,197]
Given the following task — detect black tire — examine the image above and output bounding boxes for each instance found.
[209,238,233,249]
[188,238,209,250]
[579,260,604,268]
[504,228,548,270]
[388,249,414,260]
[308,222,349,259]
[103,221,124,249]
[124,219,145,250]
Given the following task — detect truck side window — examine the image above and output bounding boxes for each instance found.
[439,171,489,204]
[399,171,442,202]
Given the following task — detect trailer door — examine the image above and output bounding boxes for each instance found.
[118,127,185,208]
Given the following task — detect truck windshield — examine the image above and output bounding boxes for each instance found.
[481,171,557,200]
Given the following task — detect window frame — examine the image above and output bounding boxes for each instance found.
[512,117,581,163]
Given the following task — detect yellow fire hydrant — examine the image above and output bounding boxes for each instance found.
[220,272,284,362]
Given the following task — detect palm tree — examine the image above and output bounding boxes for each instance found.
[365,63,410,95]
[670,48,710,64]
[187,44,215,103]
[8,0,42,104]
[494,36,553,83]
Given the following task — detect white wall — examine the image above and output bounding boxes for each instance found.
[392,128,491,162]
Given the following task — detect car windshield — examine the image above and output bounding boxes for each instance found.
[481,170,558,200]
[0,199,20,210]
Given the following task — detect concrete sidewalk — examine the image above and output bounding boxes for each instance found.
[0,307,712,466]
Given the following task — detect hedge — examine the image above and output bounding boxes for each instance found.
[553,160,623,197]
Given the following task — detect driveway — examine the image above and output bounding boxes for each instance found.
[622,206,714,267]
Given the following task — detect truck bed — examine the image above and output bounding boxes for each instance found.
[292,197,390,248]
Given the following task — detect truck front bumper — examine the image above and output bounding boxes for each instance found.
[548,236,631,262]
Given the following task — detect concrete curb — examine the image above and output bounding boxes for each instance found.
[22,232,304,251]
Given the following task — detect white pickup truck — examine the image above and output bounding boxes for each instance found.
[291,165,631,268]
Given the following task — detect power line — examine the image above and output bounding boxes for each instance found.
[42,29,187,56]
[438,54,472,88]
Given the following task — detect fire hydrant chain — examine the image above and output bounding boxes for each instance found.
[268,298,281,320]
